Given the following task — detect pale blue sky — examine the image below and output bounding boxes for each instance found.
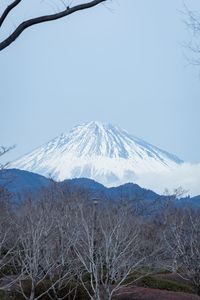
[1,0,200,164]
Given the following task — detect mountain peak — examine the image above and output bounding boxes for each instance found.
[69,121,118,137]
[11,122,183,185]
[85,120,107,127]
[60,121,132,159]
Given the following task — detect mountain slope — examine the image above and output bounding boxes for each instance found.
[11,121,183,186]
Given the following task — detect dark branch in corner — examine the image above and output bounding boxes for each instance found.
[0,0,106,51]
[0,145,15,170]
[0,0,22,28]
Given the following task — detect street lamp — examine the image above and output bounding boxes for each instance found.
[91,198,99,266]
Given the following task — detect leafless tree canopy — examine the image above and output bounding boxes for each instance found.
[0,0,107,51]
[0,145,15,169]
[0,187,159,300]
[184,5,200,66]
[163,208,200,295]
[0,182,199,299]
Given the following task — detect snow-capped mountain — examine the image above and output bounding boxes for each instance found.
[11,121,183,186]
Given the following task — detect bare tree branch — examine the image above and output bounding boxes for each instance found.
[0,0,106,51]
[0,145,15,170]
[182,4,200,67]
[0,0,22,28]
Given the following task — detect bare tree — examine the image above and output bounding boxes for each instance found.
[183,5,200,66]
[13,199,58,300]
[0,145,16,287]
[163,207,200,295]
[0,145,15,170]
[0,197,15,280]
[46,196,81,300]
[0,0,107,51]
[12,187,85,300]
[74,200,153,300]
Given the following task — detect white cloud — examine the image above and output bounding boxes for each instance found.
[135,163,200,197]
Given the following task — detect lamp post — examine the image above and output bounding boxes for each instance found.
[92,198,99,264]
[91,198,100,300]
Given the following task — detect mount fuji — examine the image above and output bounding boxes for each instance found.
[11,121,183,186]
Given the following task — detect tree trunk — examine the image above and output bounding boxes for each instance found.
[196,286,200,296]
[29,281,35,300]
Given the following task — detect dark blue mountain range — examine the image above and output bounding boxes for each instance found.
[0,169,199,207]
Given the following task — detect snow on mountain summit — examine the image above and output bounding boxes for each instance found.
[11,121,183,186]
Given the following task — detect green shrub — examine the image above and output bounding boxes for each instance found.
[156,269,172,274]
[12,279,90,300]
[122,273,140,285]
[0,290,6,300]
[0,265,17,277]
[122,269,151,285]
[139,275,195,293]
